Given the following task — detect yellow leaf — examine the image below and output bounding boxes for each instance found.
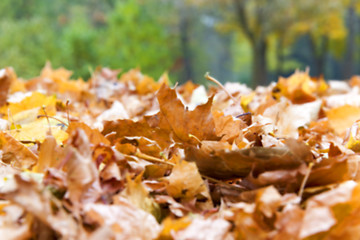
[117,173,161,221]
[166,159,212,210]
[240,92,255,112]
[0,92,57,119]
[7,118,68,144]
[0,132,37,169]
[326,105,360,135]
[275,71,328,104]
[157,217,191,240]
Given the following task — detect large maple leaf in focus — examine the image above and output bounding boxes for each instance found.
[156,84,219,145]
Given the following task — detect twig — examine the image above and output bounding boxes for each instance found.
[202,175,245,191]
[205,72,237,103]
[7,108,15,129]
[298,162,314,199]
[188,133,202,145]
[66,100,71,125]
[37,115,69,127]
[19,140,37,144]
[42,105,52,135]
[134,149,175,166]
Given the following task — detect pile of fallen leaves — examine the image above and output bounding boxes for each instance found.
[1,63,360,239]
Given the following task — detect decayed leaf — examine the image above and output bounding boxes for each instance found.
[94,100,129,129]
[186,139,310,181]
[166,159,212,210]
[0,131,37,169]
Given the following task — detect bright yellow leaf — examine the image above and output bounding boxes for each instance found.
[0,92,57,119]
[327,105,360,136]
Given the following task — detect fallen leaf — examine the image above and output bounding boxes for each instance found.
[166,159,212,210]
[63,129,101,208]
[157,84,219,145]
[0,69,11,107]
[172,217,231,240]
[0,175,78,238]
[116,173,161,221]
[326,105,360,135]
[83,201,161,240]
[0,131,37,169]
[67,122,110,146]
[0,92,57,119]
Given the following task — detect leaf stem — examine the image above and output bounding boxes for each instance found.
[205,72,237,103]
[298,162,314,199]
[42,106,52,135]
[37,115,69,127]
[134,149,175,166]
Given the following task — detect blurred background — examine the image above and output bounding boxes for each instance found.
[0,0,359,86]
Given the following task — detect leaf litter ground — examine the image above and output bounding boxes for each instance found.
[0,65,360,239]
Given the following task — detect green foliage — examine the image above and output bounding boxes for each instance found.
[0,18,58,78]
[0,0,179,80]
[98,0,178,79]
[0,0,357,84]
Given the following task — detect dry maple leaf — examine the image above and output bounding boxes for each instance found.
[0,131,37,169]
[157,84,219,145]
[186,139,311,181]
[166,158,213,211]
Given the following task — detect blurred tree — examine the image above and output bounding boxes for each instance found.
[343,0,359,78]
[0,0,356,84]
[0,0,180,80]
[231,0,348,84]
[98,0,179,79]
[176,1,195,82]
[294,0,347,76]
[232,0,271,86]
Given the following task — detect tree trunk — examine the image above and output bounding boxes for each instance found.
[218,33,233,82]
[343,5,356,79]
[309,35,328,76]
[252,39,268,87]
[179,4,193,83]
[276,38,284,77]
